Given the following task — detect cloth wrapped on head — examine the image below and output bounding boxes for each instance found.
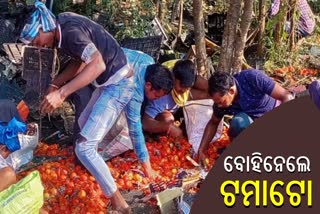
[19,0,56,44]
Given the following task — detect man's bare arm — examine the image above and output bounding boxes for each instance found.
[142,114,171,133]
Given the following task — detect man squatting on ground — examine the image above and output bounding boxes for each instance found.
[198,70,293,167]
[142,59,209,138]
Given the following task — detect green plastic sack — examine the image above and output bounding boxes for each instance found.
[0,170,44,214]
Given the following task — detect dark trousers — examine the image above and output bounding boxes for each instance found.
[0,99,22,123]
[69,85,95,140]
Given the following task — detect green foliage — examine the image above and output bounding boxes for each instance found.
[113,0,156,41]
[309,0,320,14]
[52,0,85,16]
[52,0,155,41]
[263,0,306,72]
[207,0,229,14]
[114,15,153,41]
[264,35,299,72]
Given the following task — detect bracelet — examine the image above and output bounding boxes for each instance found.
[49,83,60,89]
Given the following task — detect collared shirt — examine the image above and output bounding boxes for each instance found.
[269,0,315,34]
[122,48,155,162]
[57,12,127,85]
[214,69,276,119]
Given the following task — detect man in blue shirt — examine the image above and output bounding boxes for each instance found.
[198,70,293,167]
[142,60,209,138]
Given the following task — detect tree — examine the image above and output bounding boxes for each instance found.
[218,0,254,74]
[171,0,180,22]
[289,0,298,51]
[257,0,267,56]
[274,0,288,44]
[158,0,167,23]
[193,0,207,77]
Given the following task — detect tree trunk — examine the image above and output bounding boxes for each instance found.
[171,0,180,22]
[217,0,254,74]
[274,23,282,43]
[218,0,241,73]
[159,0,167,23]
[289,0,298,50]
[274,0,288,44]
[257,0,267,56]
[193,0,207,77]
[232,0,254,73]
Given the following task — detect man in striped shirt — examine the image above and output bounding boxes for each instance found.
[269,0,315,37]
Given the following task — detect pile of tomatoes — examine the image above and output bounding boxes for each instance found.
[17,127,230,214]
[274,66,319,76]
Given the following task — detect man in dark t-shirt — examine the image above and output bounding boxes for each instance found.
[55,11,127,138]
[198,70,293,168]
[19,2,168,213]
[57,12,127,86]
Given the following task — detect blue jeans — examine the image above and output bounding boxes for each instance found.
[75,76,134,197]
[228,113,253,139]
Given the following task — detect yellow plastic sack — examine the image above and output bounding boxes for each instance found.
[162,59,179,70]
[0,170,44,214]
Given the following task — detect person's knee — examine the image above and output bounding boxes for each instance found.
[309,81,320,95]
[155,111,175,123]
[228,113,253,139]
[0,167,17,192]
[75,135,88,156]
[309,80,320,109]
